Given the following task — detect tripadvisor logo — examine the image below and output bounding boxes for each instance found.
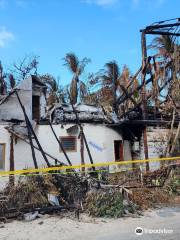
[135,227,143,235]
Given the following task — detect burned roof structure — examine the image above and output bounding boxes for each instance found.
[50,103,112,124]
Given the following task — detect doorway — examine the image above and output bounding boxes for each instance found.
[32,95,40,122]
[114,140,124,161]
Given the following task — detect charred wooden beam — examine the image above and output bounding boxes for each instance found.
[15,90,51,167]
[9,134,15,186]
[15,91,38,169]
[67,90,95,171]
[145,31,180,36]
[6,128,65,165]
[80,129,85,173]
[140,22,180,32]
[141,30,149,171]
[48,120,72,166]
[119,84,137,106]
[117,77,153,105]
[119,76,173,118]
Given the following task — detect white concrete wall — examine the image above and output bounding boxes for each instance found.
[139,127,169,170]
[0,123,133,189]
[0,124,10,171]
[12,124,124,170]
[0,124,11,189]
[40,94,47,119]
[0,78,32,121]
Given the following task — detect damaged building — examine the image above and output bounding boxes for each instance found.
[0,75,179,188]
[0,76,131,176]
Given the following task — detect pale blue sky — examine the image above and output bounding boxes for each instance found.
[0,0,179,85]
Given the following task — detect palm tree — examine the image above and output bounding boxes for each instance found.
[104,62,136,113]
[64,53,90,104]
[40,74,67,105]
[149,35,177,111]
[151,35,175,61]
[104,61,120,113]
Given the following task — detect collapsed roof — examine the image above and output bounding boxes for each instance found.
[50,103,113,124]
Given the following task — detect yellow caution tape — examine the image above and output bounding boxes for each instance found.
[0,156,179,176]
[0,167,137,178]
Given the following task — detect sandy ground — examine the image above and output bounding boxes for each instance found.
[0,207,180,240]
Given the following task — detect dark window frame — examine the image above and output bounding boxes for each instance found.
[59,136,77,152]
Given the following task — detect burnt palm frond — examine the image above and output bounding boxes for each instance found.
[40,74,58,92]
[149,35,175,59]
[64,53,79,74]
[119,65,131,87]
[64,53,90,104]
[79,80,88,100]
[78,57,91,75]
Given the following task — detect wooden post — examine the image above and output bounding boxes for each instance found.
[112,63,118,115]
[9,134,15,186]
[141,31,149,172]
[80,129,85,173]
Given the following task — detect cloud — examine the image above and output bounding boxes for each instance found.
[84,0,119,7]
[0,27,14,48]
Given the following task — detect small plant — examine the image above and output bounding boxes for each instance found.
[85,190,124,218]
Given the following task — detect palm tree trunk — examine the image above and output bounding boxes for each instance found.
[70,75,78,104]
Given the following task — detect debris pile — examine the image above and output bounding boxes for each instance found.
[0,174,88,221]
[0,164,179,221]
[108,169,142,187]
[131,188,170,210]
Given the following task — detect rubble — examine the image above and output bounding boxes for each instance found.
[0,174,88,221]
[0,164,179,221]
